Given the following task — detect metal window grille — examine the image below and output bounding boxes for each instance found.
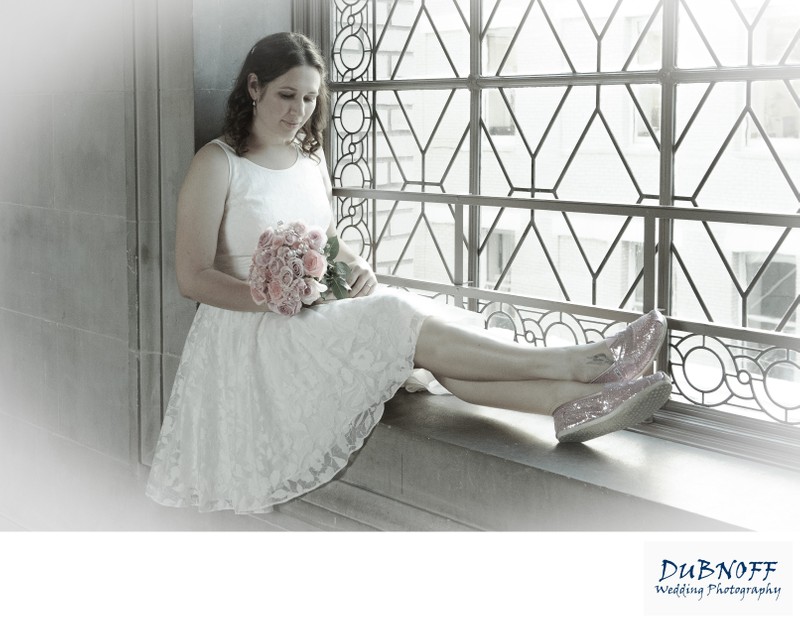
[295,0,800,468]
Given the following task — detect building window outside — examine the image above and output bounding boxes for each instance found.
[485,31,516,136]
[633,84,661,141]
[741,253,798,333]
[630,15,662,142]
[482,228,514,291]
[625,240,645,310]
[749,14,800,143]
[327,0,800,459]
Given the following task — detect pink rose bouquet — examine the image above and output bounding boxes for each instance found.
[248,221,351,316]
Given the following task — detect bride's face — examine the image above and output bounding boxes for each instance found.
[249,65,321,145]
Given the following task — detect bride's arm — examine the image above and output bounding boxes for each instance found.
[175,143,266,312]
[328,224,377,298]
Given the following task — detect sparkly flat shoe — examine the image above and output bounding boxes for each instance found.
[554,372,672,443]
[591,309,668,384]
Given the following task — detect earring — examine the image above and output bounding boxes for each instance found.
[252,99,257,116]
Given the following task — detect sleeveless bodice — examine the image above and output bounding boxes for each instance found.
[210,138,332,280]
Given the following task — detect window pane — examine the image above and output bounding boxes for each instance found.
[675,81,800,213]
[670,221,799,331]
[481,0,662,74]
[373,89,471,192]
[480,85,660,203]
[678,0,800,68]
[371,199,465,285]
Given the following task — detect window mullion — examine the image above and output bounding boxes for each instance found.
[467,0,482,311]
[656,0,679,371]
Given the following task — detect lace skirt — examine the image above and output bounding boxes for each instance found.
[145,287,447,514]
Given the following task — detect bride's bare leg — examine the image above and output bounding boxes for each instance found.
[436,376,599,416]
[414,316,614,383]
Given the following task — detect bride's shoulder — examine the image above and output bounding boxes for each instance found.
[198,136,235,156]
[194,138,234,165]
[183,138,233,186]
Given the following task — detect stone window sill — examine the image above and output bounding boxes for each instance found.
[279,391,800,531]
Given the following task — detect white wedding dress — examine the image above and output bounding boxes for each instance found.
[145,139,469,513]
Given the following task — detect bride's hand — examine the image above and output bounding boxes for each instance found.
[348,259,378,297]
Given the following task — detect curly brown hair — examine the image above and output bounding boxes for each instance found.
[222,32,329,160]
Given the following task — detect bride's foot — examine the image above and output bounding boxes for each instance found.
[590,310,667,384]
[553,372,672,443]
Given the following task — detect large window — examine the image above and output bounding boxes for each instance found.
[317,0,800,466]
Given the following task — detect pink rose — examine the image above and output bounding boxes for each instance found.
[306,227,326,252]
[276,246,292,262]
[258,228,275,249]
[252,274,267,291]
[276,299,302,316]
[267,279,283,301]
[299,278,322,305]
[271,233,286,249]
[272,289,302,316]
[248,265,265,288]
[253,249,270,267]
[284,230,298,247]
[250,283,268,305]
[278,265,295,287]
[289,257,304,279]
[268,257,284,277]
[302,249,326,279]
[292,221,308,236]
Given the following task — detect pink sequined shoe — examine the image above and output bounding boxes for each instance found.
[554,372,672,443]
[591,310,667,383]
